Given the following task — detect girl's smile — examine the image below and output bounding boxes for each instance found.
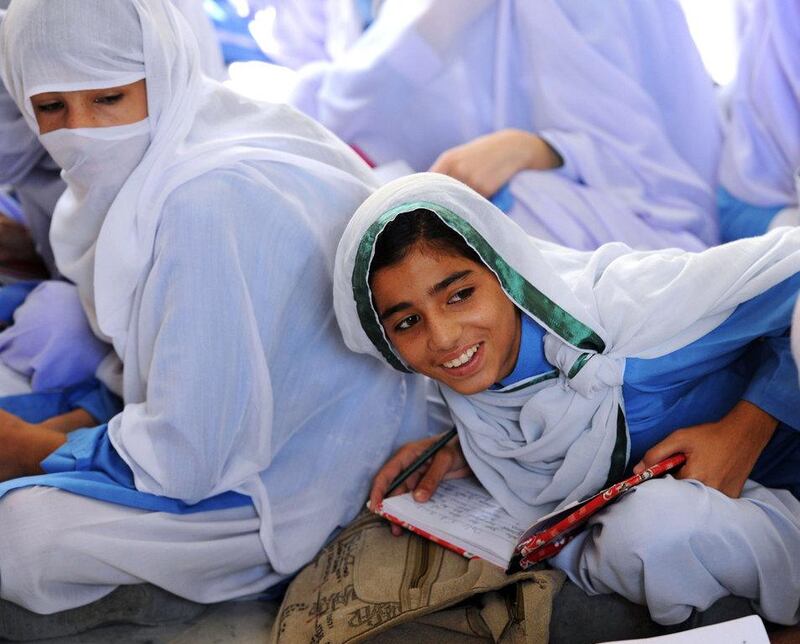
[371,241,521,395]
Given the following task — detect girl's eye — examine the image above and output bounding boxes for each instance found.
[35,101,64,113]
[95,93,123,105]
[395,314,420,331]
[448,287,474,304]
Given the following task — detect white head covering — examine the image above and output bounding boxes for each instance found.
[334,173,800,521]
[719,0,800,207]
[0,0,370,353]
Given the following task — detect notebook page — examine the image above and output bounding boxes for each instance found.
[380,478,529,566]
[600,615,769,643]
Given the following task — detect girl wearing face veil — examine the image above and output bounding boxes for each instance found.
[0,0,432,614]
[0,2,224,399]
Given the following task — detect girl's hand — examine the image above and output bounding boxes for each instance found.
[633,401,777,498]
[0,408,66,482]
[429,129,563,198]
[370,431,471,536]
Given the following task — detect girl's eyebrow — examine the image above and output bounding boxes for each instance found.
[379,270,473,321]
[428,270,472,296]
[379,301,412,321]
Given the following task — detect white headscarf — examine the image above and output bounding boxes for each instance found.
[334,173,800,521]
[719,0,800,207]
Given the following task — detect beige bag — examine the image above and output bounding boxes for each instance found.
[272,512,564,644]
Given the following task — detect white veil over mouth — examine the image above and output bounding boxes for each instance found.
[335,173,800,521]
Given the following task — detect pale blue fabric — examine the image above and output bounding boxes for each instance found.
[0,190,23,223]
[499,274,800,497]
[0,281,110,391]
[0,426,252,513]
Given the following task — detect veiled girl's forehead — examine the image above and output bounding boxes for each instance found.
[6,0,144,97]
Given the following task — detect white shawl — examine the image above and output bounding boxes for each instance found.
[335,173,800,522]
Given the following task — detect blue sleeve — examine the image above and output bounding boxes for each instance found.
[38,424,252,513]
[0,280,40,323]
[490,183,515,213]
[41,424,135,486]
[718,186,783,243]
[66,379,123,424]
[743,336,800,432]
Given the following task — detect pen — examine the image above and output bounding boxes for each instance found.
[384,427,459,498]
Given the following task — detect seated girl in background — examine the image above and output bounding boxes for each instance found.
[333,173,800,626]
[718,0,799,242]
[292,0,720,251]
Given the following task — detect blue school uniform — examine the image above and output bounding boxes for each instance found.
[718,186,785,243]
[496,274,800,498]
[0,379,251,512]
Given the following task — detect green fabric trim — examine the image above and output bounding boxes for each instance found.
[602,405,629,488]
[497,370,558,393]
[351,201,605,372]
[567,353,593,379]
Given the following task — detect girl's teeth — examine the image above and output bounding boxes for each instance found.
[443,344,479,369]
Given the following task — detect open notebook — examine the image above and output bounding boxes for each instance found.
[373,454,686,572]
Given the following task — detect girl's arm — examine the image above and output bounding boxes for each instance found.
[429,129,563,198]
[634,400,777,499]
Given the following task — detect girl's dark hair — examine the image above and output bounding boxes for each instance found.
[369,209,482,279]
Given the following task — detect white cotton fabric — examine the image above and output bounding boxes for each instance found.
[334,173,800,522]
[0,486,269,614]
[293,0,720,251]
[552,477,800,625]
[169,0,226,80]
[1,0,433,579]
[255,0,370,69]
[719,0,800,207]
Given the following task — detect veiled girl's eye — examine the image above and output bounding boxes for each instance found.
[448,287,474,304]
[94,93,123,105]
[395,314,420,331]
[34,101,64,113]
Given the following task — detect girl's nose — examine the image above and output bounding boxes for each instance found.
[427,315,461,352]
[65,105,94,130]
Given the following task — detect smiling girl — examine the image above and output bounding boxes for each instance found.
[334,172,800,626]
